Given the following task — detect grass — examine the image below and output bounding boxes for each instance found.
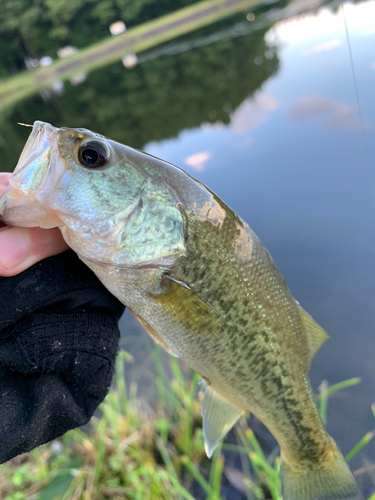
[0,347,373,500]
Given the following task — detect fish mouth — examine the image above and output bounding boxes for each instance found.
[9,121,58,194]
[0,121,62,228]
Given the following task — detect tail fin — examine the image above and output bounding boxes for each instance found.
[281,450,359,500]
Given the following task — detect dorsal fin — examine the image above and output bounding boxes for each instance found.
[299,306,329,360]
[200,380,243,457]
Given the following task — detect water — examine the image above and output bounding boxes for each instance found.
[1,0,374,494]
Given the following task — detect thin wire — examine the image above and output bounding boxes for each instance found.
[342,1,375,213]
[341,2,366,143]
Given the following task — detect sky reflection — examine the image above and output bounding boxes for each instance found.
[145,0,375,479]
[1,0,374,491]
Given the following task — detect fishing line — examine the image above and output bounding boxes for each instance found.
[341,1,375,212]
[341,2,366,142]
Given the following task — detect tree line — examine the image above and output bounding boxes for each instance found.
[0,0,201,77]
[0,22,279,169]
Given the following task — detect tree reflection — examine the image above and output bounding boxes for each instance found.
[0,23,279,170]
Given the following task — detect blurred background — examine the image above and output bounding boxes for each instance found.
[0,0,374,498]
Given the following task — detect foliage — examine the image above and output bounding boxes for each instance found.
[0,349,373,499]
[0,0,204,77]
[0,20,279,170]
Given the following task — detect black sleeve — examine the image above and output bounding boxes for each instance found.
[0,250,125,464]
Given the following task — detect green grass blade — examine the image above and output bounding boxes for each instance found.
[322,377,361,397]
[345,431,374,462]
[209,443,224,499]
[156,438,196,500]
[318,380,329,424]
[317,377,361,424]
[181,456,212,494]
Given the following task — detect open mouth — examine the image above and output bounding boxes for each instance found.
[0,121,62,228]
[9,121,58,196]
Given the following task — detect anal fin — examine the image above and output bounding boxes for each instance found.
[200,380,243,458]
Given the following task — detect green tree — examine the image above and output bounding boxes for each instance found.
[0,20,279,170]
[0,0,204,76]
[0,0,43,60]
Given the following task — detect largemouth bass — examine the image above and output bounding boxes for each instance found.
[0,122,358,500]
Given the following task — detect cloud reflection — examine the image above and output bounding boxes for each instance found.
[267,1,375,45]
[201,122,224,132]
[230,93,279,134]
[290,95,362,130]
[184,151,212,172]
[308,38,342,54]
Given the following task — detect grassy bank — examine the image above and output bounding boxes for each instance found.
[0,348,373,500]
[0,0,262,113]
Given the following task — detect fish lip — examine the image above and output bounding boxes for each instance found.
[9,121,58,193]
[0,121,62,228]
[20,120,57,154]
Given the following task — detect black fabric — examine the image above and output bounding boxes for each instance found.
[0,251,124,464]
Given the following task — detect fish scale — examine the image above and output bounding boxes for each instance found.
[0,121,359,500]
[171,205,324,454]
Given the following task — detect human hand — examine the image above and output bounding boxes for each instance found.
[0,249,124,464]
[0,172,69,277]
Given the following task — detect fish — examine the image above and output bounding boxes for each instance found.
[0,121,359,500]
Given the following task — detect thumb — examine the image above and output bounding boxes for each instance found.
[0,226,70,277]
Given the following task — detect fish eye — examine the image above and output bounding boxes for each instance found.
[78,141,109,168]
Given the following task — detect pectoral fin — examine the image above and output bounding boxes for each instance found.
[200,380,243,458]
[299,307,329,361]
[151,276,222,338]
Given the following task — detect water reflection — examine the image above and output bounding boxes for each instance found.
[145,3,375,494]
[0,20,279,170]
[230,92,279,133]
[1,0,375,495]
[184,151,212,171]
[290,95,363,130]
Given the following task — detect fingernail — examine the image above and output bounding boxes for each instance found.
[0,228,30,269]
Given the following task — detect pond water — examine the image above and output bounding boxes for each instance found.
[1,0,374,495]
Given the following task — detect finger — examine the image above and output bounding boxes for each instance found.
[0,174,11,228]
[0,173,11,196]
[0,226,70,277]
